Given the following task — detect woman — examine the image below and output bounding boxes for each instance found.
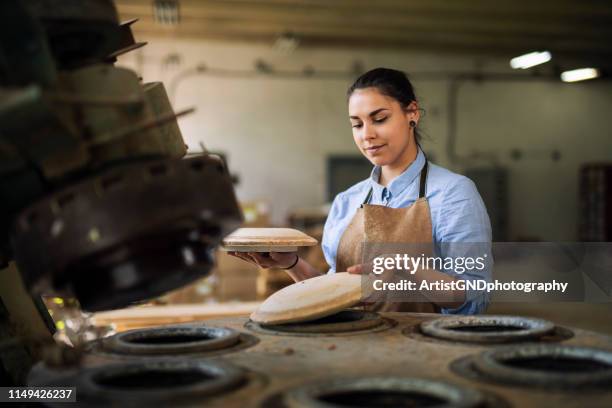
[231,67,492,314]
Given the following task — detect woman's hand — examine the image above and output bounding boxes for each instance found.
[228,251,299,269]
[347,263,369,274]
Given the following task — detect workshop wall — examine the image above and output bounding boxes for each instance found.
[117,38,612,241]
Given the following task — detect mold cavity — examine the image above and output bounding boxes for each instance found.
[319,390,445,407]
[127,334,215,345]
[255,310,386,335]
[308,311,364,325]
[502,356,612,373]
[449,325,525,333]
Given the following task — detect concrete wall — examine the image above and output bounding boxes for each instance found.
[117,38,612,240]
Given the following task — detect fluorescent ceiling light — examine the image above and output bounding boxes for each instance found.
[510,51,552,69]
[560,68,600,83]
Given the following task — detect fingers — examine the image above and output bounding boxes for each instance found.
[228,251,243,260]
[228,251,259,266]
[269,251,290,261]
[347,262,377,275]
[347,264,364,274]
[228,251,292,269]
[269,251,298,265]
[250,252,271,265]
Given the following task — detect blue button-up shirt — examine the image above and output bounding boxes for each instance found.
[322,148,492,314]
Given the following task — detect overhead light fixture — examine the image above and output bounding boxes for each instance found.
[153,0,180,26]
[560,68,600,83]
[510,51,552,69]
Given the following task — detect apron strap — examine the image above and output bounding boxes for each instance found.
[362,160,429,205]
[419,160,429,198]
[361,187,373,207]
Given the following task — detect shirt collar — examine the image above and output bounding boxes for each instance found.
[369,148,426,200]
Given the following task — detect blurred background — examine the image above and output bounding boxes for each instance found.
[3,1,612,395]
[88,0,612,330]
[114,0,612,239]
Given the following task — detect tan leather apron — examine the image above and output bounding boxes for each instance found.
[335,161,439,313]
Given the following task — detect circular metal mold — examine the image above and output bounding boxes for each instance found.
[91,324,259,358]
[419,315,555,343]
[28,362,269,408]
[404,324,574,347]
[283,377,485,408]
[245,310,395,337]
[101,325,240,355]
[260,388,510,408]
[452,345,612,389]
[75,359,245,404]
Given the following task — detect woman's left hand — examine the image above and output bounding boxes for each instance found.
[228,251,298,269]
[347,263,370,274]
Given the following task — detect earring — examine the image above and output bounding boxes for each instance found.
[410,120,417,128]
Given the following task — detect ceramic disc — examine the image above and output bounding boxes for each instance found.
[250,272,362,324]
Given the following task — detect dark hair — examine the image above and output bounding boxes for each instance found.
[347,67,422,144]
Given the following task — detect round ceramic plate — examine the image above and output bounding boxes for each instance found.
[221,228,317,252]
[250,272,362,324]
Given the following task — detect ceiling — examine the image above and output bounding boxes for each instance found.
[115,0,612,67]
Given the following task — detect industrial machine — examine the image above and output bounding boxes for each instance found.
[0,0,241,385]
[27,312,612,407]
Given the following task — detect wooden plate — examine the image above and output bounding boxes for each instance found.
[221,228,317,252]
[250,272,362,324]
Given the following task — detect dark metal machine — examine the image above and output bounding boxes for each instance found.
[0,0,241,385]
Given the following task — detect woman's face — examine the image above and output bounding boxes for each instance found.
[348,87,419,168]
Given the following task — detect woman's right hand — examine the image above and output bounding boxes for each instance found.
[228,251,299,270]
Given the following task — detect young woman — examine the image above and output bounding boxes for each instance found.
[231,68,492,314]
